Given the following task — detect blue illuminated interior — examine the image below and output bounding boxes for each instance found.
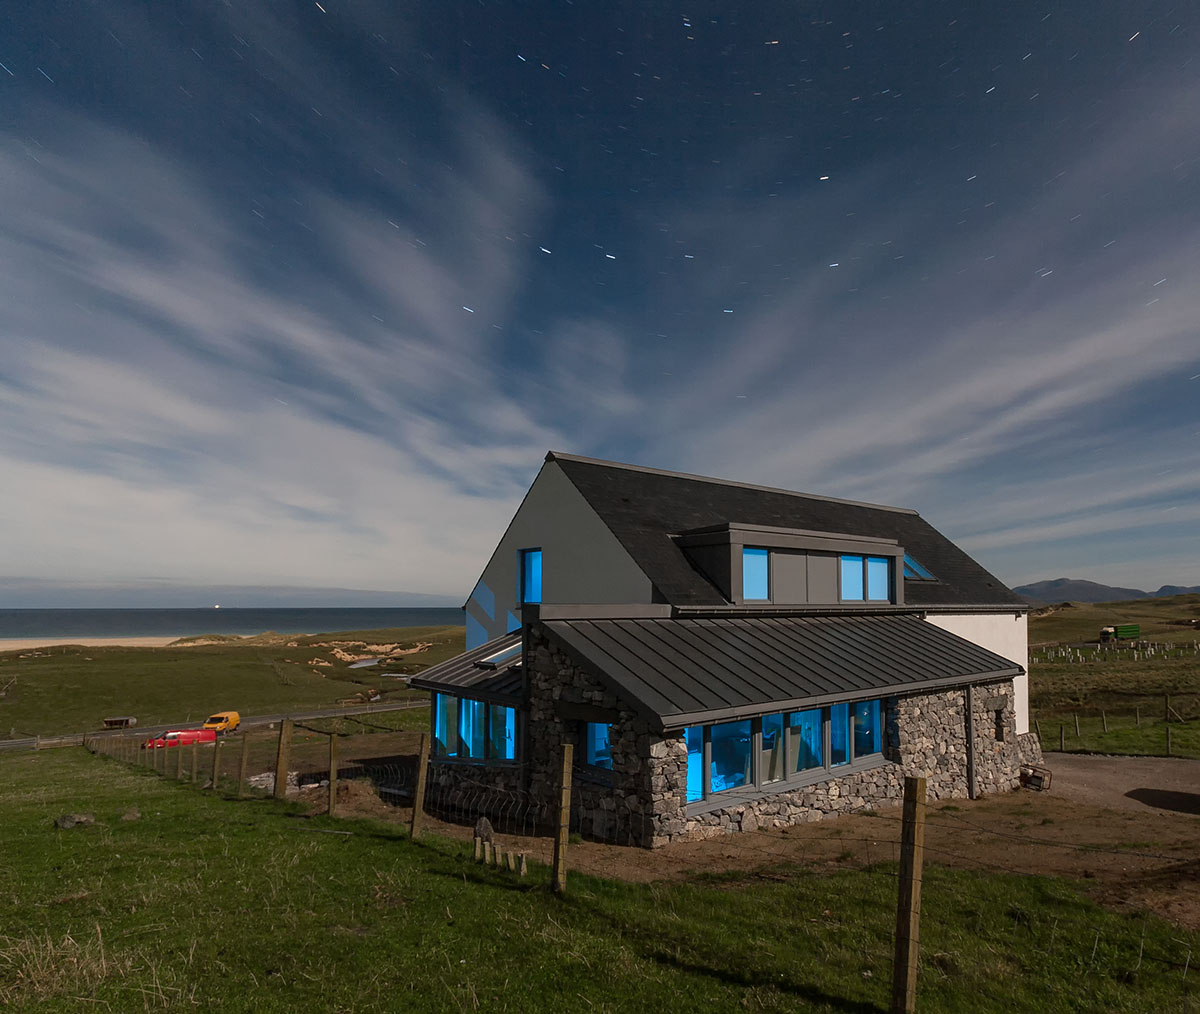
[840,555,865,600]
[585,722,612,769]
[903,554,936,580]
[866,556,890,600]
[742,547,769,600]
[685,726,703,802]
[521,548,542,604]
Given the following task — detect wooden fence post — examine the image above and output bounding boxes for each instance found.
[175,743,183,780]
[1166,725,1172,757]
[1059,724,1065,751]
[274,720,293,800]
[1136,706,1141,727]
[1101,711,1108,734]
[238,732,250,798]
[1165,695,1170,723]
[328,733,339,817]
[1034,719,1042,741]
[190,741,199,784]
[891,775,927,1014]
[1074,712,1080,737]
[209,736,222,789]
[409,733,431,839]
[552,742,574,895]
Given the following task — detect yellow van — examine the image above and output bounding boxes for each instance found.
[202,711,240,734]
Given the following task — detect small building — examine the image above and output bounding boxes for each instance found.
[413,452,1041,847]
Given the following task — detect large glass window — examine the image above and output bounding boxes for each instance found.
[743,547,769,601]
[761,713,784,783]
[840,555,864,600]
[830,702,850,766]
[520,548,542,604]
[585,722,612,769]
[853,699,882,757]
[459,698,487,759]
[434,694,458,758]
[710,719,752,792]
[487,704,517,761]
[685,725,704,803]
[788,708,823,773]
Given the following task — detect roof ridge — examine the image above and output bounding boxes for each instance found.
[546,450,919,516]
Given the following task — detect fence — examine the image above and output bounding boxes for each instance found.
[1034,694,1199,759]
[81,730,1199,1011]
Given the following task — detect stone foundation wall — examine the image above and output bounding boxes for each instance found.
[1016,731,1044,766]
[526,623,1027,848]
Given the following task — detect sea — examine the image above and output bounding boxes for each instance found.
[0,607,465,640]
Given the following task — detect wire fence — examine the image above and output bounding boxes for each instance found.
[82,728,1199,1010]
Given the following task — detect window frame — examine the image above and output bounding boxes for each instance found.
[683,699,886,812]
[839,554,893,603]
[519,547,543,604]
[432,693,521,764]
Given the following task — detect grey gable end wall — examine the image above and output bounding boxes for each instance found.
[465,460,656,644]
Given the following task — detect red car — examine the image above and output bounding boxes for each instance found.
[141,729,217,750]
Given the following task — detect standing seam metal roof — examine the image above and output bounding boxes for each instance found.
[408,633,524,705]
[542,613,1022,730]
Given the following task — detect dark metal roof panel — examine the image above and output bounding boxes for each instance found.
[408,634,524,704]
[543,614,1022,730]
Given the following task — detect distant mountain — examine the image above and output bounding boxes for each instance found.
[1013,577,1200,604]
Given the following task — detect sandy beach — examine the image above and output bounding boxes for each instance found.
[0,636,187,652]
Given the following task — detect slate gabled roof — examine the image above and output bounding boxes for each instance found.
[545,614,1023,731]
[548,452,1023,608]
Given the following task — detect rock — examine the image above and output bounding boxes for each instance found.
[55,813,95,830]
[120,806,140,822]
[474,816,495,843]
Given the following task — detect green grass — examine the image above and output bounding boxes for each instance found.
[1,749,1197,1012]
[1035,713,1200,758]
[1028,595,1200,646]
[0,627,462,738]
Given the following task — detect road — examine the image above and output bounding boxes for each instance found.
[0,699,430,752]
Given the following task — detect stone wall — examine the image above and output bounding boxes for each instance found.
[522,624,1027,848]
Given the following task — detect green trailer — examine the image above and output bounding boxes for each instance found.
[1099,624,1140,642]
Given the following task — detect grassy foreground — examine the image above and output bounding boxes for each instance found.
[0,627,462,738]
[1,750,1197,1012]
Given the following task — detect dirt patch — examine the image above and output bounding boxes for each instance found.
[328,754,1200,930]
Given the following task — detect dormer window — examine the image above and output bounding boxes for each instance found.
[840,555,891,602]
[742,547,770,601]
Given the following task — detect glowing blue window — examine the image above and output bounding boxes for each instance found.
[710,719,752,793]
[487,704,516,761]
[853,699,882,757]
[903,555,936,580]
[866,557,890,601]
[830,702,850,766]
[685,726,704,803]
[585,722,612,769]
[520,548,542,604]
[743,547,769,601]
[459,699,486,759]
[788,708,823,772]
[434,694,458,758]
[840,555,864,600]
[761,713,784,783]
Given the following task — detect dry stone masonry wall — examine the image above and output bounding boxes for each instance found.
[523,624,1028,848]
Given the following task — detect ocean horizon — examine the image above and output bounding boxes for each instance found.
[0,607,465,640]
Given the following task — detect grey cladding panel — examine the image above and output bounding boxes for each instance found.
[808,553,838,602]
[771,550,808,604]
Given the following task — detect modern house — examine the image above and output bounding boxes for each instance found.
[412,452,1041,847]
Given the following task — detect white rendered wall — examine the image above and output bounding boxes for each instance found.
[924,612,1030,734]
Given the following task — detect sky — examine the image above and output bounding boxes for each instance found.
[1,2,1198,607]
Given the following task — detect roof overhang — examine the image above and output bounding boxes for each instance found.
[408,633,524,706]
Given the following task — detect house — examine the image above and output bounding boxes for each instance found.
[412,452,1042,847]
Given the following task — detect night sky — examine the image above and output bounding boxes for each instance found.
[2,2,1197,605]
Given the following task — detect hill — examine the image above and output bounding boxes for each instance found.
[1014,577,1200,604]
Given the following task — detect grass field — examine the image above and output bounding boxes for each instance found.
[0,626,462,738]
[1,748,1196,1012]
[1028,597,1200,757]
